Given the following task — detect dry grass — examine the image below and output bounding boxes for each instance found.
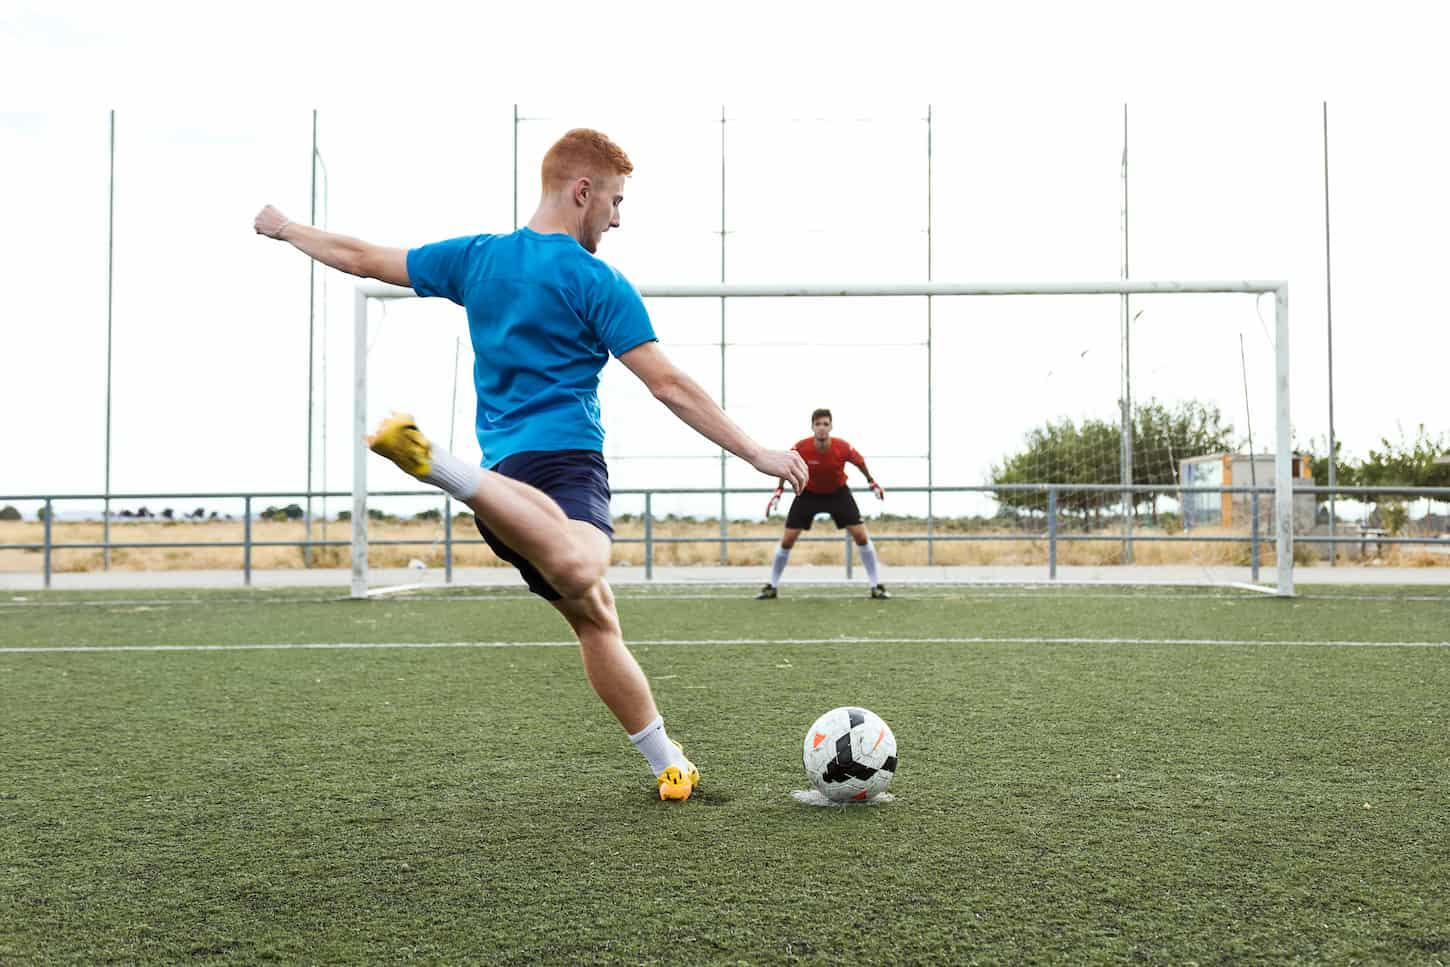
[0,518,1326,573]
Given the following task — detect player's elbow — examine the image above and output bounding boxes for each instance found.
[349,245,382,280]
[648,371,690,410]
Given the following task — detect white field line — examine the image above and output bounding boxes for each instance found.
[365,582,431,598]
[1225,581,1279,595]
[3,635,1447,655]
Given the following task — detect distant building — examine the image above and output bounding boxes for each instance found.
[1180,453,1315,532]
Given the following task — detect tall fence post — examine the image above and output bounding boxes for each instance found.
[1047,488,1058,581]
[644,492,654,581]
[243,496,252,587]
[443,497,453,584]
[1251,490,1261,582]
[43,498,53,590]
[927,503,935,567]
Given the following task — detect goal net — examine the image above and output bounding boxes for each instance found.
[348,279,1295,597]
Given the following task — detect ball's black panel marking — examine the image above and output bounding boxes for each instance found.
[820,731,879,784]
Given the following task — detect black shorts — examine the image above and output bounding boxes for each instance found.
[785,486,863,530]
[473,450,612,601]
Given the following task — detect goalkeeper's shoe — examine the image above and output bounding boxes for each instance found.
[870,584,891,600]
[657,745,700,801]
[754,584,778,600]
[367,413,433,478]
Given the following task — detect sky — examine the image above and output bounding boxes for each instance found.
[2,1,1447,521]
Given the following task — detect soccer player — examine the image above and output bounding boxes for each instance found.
[254,129,807,801]
[758,408,889,600]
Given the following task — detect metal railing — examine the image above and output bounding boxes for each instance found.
[4,484,1447,589]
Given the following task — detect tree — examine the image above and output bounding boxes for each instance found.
[991,399,1235,525]
[1131,399,1236,520]
[1307,438,1360,489]
[161,508,175,520]
[1359,425,1450,488]
[0,505,20,521]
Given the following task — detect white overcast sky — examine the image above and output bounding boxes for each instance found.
[2,1,1447,519]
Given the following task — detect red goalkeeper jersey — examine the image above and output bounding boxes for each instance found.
[793,437,866,494]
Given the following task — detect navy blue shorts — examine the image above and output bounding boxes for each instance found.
[473,450,613,601]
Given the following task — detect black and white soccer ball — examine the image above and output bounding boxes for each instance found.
[802,706,898,802]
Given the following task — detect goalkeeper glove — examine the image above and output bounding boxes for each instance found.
[766,487,783,518]
[868,480,885,500]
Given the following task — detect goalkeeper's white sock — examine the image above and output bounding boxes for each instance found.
[858,541,881,586]
[421,447,482,503]
[629,715,687,775]
[769,544,792,587]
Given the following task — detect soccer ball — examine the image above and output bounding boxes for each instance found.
[802,706,898,802]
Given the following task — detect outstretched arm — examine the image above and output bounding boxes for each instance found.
[848,449,885,499]
[254,205,410,287]
[619,341,807,492]
[766,478,786,517]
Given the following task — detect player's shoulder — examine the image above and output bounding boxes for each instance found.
[793,437,814,450]
[832,437,854,452]
[585,253,638,293]
[560,248,639,301]
[412,233,493,257]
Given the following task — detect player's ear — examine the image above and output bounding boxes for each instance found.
[572,176,592,208]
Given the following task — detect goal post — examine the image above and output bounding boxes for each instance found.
[352,279,1292,598]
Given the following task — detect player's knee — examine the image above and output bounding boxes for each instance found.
[548,545,608,599]
[557,580,620,638]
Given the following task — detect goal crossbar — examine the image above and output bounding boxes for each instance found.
[352,280,1292,597]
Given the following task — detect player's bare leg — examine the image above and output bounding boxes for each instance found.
[550,572,656,730]
[552,576,697,799]
[369,413,609,598]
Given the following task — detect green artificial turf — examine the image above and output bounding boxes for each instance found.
[1,584,1447,963]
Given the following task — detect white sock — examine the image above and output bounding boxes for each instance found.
[628,715,685,775]
[420,446,482,503]
[769,544,792,587]
[858,541,881,586]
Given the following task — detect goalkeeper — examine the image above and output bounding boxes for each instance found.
[757,408,889,600]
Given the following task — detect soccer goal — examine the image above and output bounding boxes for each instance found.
[350,279,1293,598]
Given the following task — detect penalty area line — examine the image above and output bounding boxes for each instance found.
[3,635,1449,654]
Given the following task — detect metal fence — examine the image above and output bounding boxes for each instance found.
[6,484,1447,590]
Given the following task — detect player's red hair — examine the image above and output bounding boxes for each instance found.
[541,128,634,193]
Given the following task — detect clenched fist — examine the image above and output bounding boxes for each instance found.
[253,205,292,240]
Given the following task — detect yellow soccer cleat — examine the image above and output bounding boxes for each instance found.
[367,413,433,478]
[657,747,700,801]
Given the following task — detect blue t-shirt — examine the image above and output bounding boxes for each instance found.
[406,228,657,467]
